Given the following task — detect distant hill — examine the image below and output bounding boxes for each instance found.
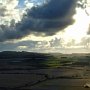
[0,51,50,59]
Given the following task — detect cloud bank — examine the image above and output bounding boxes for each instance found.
[0,0,78,42]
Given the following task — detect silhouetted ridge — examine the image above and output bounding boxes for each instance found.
[0,51,49,59]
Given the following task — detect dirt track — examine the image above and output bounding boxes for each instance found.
[0,67,90,90]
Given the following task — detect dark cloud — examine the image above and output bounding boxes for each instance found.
[19,0,77,35]
[0,0,78,42]
[0,7,7,16]
[0,40,38,51]
[28,0,76,19]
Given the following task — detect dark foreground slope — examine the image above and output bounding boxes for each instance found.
[0,51,90,90]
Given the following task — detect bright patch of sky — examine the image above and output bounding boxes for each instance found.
[30,0,45,4]
[18,0,45,8]
[18,0,25,8]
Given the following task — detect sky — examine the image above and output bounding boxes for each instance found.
[0,0,90,53]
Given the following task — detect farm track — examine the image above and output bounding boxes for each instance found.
[0,66,90,90]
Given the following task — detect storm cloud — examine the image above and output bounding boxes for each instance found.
[0,0,78,42]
